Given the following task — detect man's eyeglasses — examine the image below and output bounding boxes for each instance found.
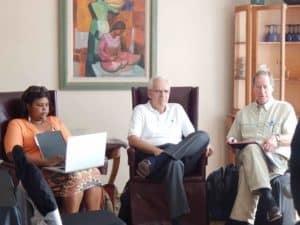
[151,89,170,94]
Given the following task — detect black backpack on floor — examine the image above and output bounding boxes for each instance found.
[207,164,239,220]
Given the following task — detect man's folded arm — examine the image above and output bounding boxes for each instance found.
[128,135,163,156]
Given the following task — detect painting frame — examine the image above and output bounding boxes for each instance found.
[59,0,157,90]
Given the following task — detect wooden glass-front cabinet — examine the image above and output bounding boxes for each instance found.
[227,3,300,163]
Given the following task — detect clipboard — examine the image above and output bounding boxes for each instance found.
[227,140,281,168]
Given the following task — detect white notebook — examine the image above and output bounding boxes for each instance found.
[228,140,281,168]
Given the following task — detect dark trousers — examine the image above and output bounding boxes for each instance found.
[0,170,23,225]
[136,130,210,219]
[291,120,300,216]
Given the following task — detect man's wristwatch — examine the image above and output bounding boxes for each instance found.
[275,134,280,144]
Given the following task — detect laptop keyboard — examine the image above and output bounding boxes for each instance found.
[56,162,65,169]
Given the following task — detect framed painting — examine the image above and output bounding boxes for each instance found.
[59,0,157,90]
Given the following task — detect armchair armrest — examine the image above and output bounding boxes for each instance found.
[196,153,207,177]
[127,147,136,179]
[0,159,18,186]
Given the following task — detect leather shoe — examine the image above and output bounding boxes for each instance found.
[267,206,282,222]
[136,159,152,178]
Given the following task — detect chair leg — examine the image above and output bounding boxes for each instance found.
[108,147,121,184]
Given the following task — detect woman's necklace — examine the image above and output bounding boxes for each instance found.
[29,118,52,132]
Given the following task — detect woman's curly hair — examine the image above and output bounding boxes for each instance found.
[21,86,50,118]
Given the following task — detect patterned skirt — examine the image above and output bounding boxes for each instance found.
[43,168,102,197]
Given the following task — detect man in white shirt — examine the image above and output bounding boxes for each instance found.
[128,76,213,225]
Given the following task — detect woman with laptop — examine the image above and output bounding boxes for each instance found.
[4,86,103,214]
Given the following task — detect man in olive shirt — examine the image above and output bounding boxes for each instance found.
[226,67,297,225]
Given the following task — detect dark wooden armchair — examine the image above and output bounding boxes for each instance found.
[0,90,56,158]
[0,90,128,224]
[127,86,208,225]
[0,91,58,184]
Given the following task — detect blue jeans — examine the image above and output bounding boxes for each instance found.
[135,130,210,219]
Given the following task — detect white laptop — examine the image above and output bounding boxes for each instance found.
[37,132,107,173]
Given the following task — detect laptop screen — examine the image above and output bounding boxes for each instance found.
[35,131,66,160]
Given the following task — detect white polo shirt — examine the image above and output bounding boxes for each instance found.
[128,102,195,146]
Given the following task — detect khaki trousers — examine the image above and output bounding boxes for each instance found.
[230,144,288,224]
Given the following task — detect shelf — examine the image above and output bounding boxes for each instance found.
[258,41,280,45]
[271,78,300,81]
[286,42,300,45]
[234,41,246,45]
[286,78,300,81]
[287,5,300,9]
[230,3,300,164]
[234,76,246,80]
[258,41,300,45]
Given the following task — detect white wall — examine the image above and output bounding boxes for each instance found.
[0,0,237,191]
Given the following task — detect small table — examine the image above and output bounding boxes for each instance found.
[104,138,128,184]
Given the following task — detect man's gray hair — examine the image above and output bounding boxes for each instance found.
[148,76,169,89]
[252,64,274,87]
